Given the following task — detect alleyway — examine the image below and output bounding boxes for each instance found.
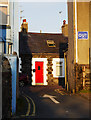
[14,85,90,119]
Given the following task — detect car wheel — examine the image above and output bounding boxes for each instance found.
[19,81,24,87]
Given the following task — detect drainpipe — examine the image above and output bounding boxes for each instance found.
[7,0,10,25]
[73,0,78,94]
[75,0,78,63]
[13,2,14,53]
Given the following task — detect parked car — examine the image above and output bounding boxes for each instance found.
[19,73,30,87]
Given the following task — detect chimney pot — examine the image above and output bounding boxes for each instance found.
[23,19,26,23]
[40,30,42,33]
[63,20,66,25]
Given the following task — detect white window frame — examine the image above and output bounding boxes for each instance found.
[0,4,8,7]
[0,5,9,25]
[32,58,48,85]
[47,40,56,47]
[52,58,65,78]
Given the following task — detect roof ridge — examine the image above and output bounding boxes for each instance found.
[28,32,63,35]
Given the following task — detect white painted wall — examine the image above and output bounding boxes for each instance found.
[9,2,19,56]
[0,1,19,55]
[19,57,22,73]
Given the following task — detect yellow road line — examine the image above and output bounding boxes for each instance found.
[54,89,65,95]
[59,91,64,95]
[23,95,31,116]
[21,94,36,117]
[26,95,36,116]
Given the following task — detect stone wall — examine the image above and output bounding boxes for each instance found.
[21,53,65,86]
[74,64,90,92]
[47,58,54,85]
[2,56,12,118]
[21,55,32,84]
[82,65,90,90]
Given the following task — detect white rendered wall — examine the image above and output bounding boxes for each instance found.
[9,2,19,56]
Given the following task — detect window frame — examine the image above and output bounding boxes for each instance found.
[0,5,8,25]
[52,58,65,78]
[46,40,56,47]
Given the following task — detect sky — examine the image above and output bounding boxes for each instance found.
[19,2,68,33]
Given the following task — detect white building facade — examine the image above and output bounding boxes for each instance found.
[0,0,19,55]
[0,0,19,118]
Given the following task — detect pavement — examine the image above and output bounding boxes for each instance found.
[76,92,91,101]
[13,85,90,119]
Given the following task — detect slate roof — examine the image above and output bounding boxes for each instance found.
[19,32,68,56]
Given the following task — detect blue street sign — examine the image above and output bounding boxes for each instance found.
[78,32,88,39]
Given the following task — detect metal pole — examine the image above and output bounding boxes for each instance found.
[20,10,24,25]
[13,2,14,53]
[59,11,62,33]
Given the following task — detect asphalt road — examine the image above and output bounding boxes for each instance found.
[19,85,90,119]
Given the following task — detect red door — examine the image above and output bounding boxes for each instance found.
[35,62,44,84]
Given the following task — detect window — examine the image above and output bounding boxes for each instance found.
[0,6,8,25]
[0,42,4,53]
[38,66,40,70]
[47,40,56,47]
[52,58,65,78]
[4,42,6,54]
[8,43,12,54]
[56,62,62,76]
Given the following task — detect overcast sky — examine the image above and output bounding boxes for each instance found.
[19,2,68,33]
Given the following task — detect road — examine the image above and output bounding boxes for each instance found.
[19,85,90,119]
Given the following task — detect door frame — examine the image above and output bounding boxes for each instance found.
[35,61,44,84]
[32,58,48,85]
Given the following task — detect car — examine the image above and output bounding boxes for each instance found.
[19,73,30,87]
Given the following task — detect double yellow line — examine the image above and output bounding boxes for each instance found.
[21,94,36,117]
[55,89,65,95]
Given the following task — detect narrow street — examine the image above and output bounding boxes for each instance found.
[16,85,90,119]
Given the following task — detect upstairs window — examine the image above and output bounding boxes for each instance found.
[47,40,56,47]
[0,6,8,25]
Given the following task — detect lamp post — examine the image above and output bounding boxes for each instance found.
[20,10,24,25]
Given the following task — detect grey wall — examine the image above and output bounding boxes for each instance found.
[67,2,76,92]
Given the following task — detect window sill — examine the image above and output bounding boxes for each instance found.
[53,76,65,78]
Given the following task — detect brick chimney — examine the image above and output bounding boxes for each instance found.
[21,19,28,33]
[62,20,68,37]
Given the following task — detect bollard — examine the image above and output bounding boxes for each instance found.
[73,89,75,94]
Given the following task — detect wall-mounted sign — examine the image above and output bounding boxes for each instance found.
[78,32,88,39]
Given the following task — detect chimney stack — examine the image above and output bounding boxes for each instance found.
[40,30,42,33]
[62,20,68,37]
[21,19,28,33]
